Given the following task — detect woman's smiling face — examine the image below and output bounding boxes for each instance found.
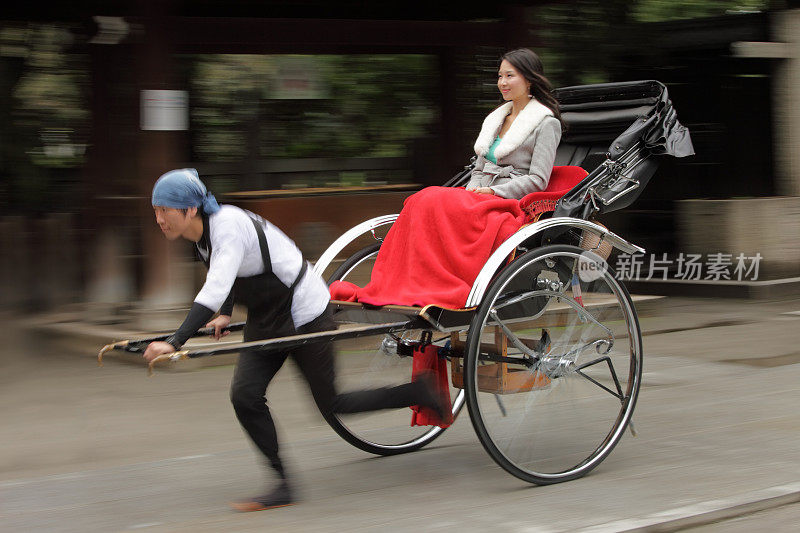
[497,59,530,102]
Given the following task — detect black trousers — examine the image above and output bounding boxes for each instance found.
[229,311,424,479]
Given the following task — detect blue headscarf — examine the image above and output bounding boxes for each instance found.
[151,168,220,214]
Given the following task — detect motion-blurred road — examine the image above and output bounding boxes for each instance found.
[2,297,800,532]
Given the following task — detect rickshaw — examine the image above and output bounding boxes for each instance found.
[99,80,694,485]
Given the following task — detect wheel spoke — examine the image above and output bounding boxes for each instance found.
[575,369,623,401]
[576,355,625,400]
[494,394,508,417]
[489,308,539,360]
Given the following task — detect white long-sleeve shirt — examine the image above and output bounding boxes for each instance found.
[194,205,329,328]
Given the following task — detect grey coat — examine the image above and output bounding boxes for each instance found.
[466,99,562,200]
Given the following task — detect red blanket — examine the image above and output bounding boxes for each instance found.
[330,186,526,309]
[328,167,588,309]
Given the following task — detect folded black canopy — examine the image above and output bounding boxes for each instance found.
[555,80,694,160]
[550,80,694,219]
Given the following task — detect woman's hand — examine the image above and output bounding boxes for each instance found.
[206,315,231,341]
[471,187,495,195]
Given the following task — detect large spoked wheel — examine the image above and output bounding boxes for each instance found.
[464,244,642,484]
[326,243,465,456]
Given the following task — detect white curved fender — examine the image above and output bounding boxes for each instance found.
[465,217,645,307]
[313,214,398,276]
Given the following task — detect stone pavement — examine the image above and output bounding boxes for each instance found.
[2,296,800,531]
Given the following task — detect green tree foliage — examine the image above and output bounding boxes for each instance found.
[190,54,437,167]
[632,0,768,22]
[0,23,89,213]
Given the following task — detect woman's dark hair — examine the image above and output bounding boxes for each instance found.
[500,48,566,132]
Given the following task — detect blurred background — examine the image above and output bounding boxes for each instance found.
[1,0,799,323]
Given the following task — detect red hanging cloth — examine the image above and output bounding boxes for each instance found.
[410,343,453,428]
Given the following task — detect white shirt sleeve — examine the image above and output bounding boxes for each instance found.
[194,217,245,311]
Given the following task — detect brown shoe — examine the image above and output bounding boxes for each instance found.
[229,480,295,512]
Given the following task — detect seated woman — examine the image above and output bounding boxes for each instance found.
[466,48,565,199]
[330,49,568,310]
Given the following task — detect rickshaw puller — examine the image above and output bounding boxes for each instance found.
[143,168,449,512]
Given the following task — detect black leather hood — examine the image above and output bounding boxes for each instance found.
[555,80,694,159]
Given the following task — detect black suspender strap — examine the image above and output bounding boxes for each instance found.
[249,216,272,272]
[248,216,308,291]
[289,258,309,292]
[195,214,213,266]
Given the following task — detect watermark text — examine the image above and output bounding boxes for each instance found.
[615,252,762,281]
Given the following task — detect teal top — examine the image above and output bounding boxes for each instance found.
[487,136,502,164]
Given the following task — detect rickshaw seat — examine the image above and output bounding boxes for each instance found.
[555,142,610,172]
[518,165,589,222]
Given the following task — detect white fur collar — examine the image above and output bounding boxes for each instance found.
[474,99,553,160]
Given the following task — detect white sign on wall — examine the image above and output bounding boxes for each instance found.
[140,90,188,131]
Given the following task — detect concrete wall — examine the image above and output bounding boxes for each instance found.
[677,197,800,279]
[773,8,800,196]
[674,9,800,283]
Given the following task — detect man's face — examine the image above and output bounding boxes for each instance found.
[153,206,194,240]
